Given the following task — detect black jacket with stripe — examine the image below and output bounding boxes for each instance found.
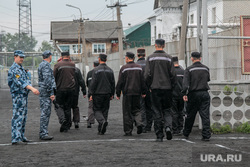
[182,61,210,95]
[144,50,176,90]
[172,65,184,98]
[89,63,115,96]
[53,59,76,91]
[116,61,147,97]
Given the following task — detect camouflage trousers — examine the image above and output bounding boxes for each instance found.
[11,93,28,143]
[39,96,52,138]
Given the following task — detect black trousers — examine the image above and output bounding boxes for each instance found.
[122,95,142,134]
[56,90,74,127]
[93,94,110,132]
[183,91,211,139]
[140,91,153,131]
[151,89,173,139]
[172,98,184,133]
[71,93,80,124]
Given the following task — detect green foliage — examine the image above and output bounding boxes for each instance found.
[2,33,37,52]
[211,124,232,134]
[234,122,250,133]
[234,87,237,92]
[223,85,232,92]
[38,40,54,52]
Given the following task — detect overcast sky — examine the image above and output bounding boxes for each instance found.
[0,0,154,49]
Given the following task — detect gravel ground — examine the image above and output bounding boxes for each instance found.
[0,88,250,167]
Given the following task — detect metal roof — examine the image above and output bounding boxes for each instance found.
[124,22,148,36]
[51,21,119,41]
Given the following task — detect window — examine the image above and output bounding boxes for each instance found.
[92,43,106,54]
[212,7,216,23]
[72,44,82,54]
[154,26,157,39]
[58,45,69,52]
[190,14,194,24]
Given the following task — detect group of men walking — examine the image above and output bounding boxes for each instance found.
[7,38,211,145]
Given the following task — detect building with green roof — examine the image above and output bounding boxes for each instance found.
[124,21,151,49]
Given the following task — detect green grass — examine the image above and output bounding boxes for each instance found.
[211,122,250,134]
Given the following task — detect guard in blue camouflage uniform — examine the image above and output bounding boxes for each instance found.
[38,51,56,140]
[8,50,40,145]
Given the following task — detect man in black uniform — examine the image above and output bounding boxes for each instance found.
[86,60,99,128]
[89,54,115,135]
[136,48,153,133]
[53,51,75,132]
[116,52,147,136]
[182,52,211,141]
[172,57,185,135]
[145,39,176,142]
[71,67,86,129]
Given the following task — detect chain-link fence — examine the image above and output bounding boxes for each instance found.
[0,52,60,88]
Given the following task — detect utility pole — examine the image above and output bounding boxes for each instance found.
[202,0,209,66]
[107,1,127,67]
[196,0,202,53]
[178,0,189,68]
[66,4,88,75]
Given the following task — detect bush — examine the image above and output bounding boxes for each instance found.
[234,122,250,133]
[211,124,232,134]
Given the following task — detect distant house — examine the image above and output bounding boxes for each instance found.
[50,21,119,62]
[124,22,151,49]
[149,0,183,44]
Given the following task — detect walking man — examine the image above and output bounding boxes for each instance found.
[145,39,176,142]
[86,60,99,128]
[172,57,185,135]
[71,66,86,129]
[182,52,211,141]
[116,52,147,136]
[38,50,56,140]
[136,48,153,133]
[53,51,75,132]
[8,50,40,145]
[89,54,115,135]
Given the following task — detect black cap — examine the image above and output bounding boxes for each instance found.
[155,39,165,46]
[61,51,69,56]
[172,56,178,62]
[125,52,135,59]
[137,48,145,57]
[93,60,99,67]
[99,54,107,61]
[191,52,201,58]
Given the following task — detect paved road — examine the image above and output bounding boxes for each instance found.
[0,88,249,167]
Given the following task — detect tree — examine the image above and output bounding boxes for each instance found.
[2,33,37,52]
[38,40,54,52]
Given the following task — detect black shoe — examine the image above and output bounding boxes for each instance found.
[201,137,210,141]
[124,133,132,136]
[22,138,32,142]
[12,142,27,145]
[40,136,54,140]
[165,127,172,140]
[156,137,163,142]
[137,126,143,134]
[182,134,189,139]
[60,121,68,132]
[87,122,92,128]
[101,122,108,134]
[98,132,104,135]
[75,122,79,129]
